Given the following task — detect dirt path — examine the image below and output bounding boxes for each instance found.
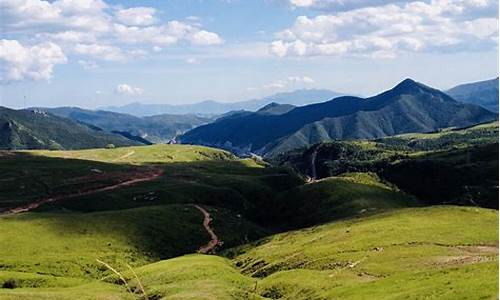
[112,151,135,162]
[193,205,221,254]
[0,168,164,216]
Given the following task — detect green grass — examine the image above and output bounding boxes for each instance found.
[1,206,497,299]
[0,281,133,300]
[0,204,265,279]
[0,144,302,216]
[127,255,260,300]
[258,172,417,228]
[1,143,497,299]
[228,206,498,299]
[33,144,237,165]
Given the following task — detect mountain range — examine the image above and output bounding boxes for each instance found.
[102,89,342,116]
[180,79,498,157]
[0,107,139,150]
[38,107,212,143]
[446,77,499,112]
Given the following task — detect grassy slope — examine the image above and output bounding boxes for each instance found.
[1,145,301,214]
[259,172,417,228]
[230,206,498,300]
[1,144,497,299]
[128,255,260,300]
[8,206,493,299]
[0,106,138,150]
[0,144,282,298]
[0,204,265,279]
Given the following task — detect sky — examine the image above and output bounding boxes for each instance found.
[0,0,498,109]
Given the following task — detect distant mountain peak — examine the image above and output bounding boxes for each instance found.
[257,102,295,115]
[392,78,425,93]
[258,102,280,110]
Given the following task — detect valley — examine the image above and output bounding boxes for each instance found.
[2,0,498,297]
[0,131,498,299]
[0,78,498,299]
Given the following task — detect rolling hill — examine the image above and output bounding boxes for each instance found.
[275,121,499,209]
[447,77,499,112]
[103,89,342,116]
[180,79,498,157]
[1,206,496,299]
[0,142,497,299]
[39,107,212,143]
[0,106,140,150]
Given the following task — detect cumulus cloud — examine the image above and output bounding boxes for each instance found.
[112,21,223,46]
[256,75,315,90]
[186,57,200,64]
[272,0,499,58]
[288,0,409,10]
[115,83,144,96]
[115,7,157,26]
[73,43,128,61]
[288,76,314,83]
[189,30,224,45]
[0,0,224,73]
[77,59,98,69]
[0,39,67,82]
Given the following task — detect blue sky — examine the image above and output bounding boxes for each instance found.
[0,0,498,109]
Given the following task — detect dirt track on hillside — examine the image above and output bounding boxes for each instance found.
[0,167,164,216]
[194,205,221,254]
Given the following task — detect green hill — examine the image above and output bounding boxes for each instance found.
[0,144,301,215]
[257,172,417,229]
[228,206,498,300]
[0,107,140,150]
[275,121,499,209]
[0,143,497,299]
[2,206,496,299]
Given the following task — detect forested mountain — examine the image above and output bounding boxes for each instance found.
[447,77,499,112]
[40,107,212,143]
[0,107,139,150]
[180,79,497,157]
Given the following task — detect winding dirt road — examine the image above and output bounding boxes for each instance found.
[194,205,221,254]
[0,168,164,216]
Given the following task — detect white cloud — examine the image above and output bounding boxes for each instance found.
[115,7,157,26]
[272,0,499,58]
[112,21,223,47]
[0,0,224,73]
[263,80,287,89]
[73,43,127,61]
[288,0,408,10]
[189,30,224,45]
[186,57,200,64]
[288,75,314,83]
[0,39,67,82]
[115,83,144,96]
[77,59,98,69]
[290,0,316,7]
[259,75,315,90]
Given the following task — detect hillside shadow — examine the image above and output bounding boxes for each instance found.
[1,151,302,275]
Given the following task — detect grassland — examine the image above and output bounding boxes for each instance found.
[257,172,417,229]
[229,206,499,300]
[0,143,497,299]
[3,206,494,299]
